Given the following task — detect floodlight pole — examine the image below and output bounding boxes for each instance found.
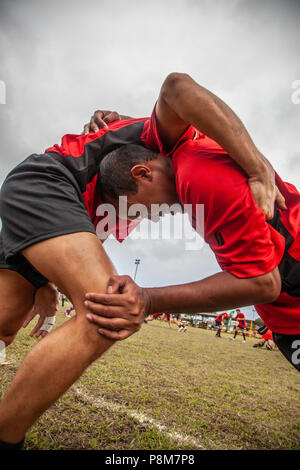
[134,258,141,281]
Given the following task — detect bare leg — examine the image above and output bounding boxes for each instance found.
[0,270,35,347]
[0,232,117,442]
[146,315,154,321]
[266,339,275,350]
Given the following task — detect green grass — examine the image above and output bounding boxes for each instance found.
[1,304,299,450]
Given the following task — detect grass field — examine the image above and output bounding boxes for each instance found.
[1,303,299,450]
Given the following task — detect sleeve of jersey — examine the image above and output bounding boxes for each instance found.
[141,103,196,156]
[188,173,286,278]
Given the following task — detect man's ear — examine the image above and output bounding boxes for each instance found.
[130,164,152,181]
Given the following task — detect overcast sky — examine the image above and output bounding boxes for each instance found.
[0,0,299,318]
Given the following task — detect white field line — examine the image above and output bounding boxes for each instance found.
[73,386,204,449]
[1,356,205,449]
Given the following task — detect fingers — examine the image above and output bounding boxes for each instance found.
[90,116,101,133]
[86,275,133,302]
[22,309,35,328]
[85,301,123,318]
[275,186,287,211]
[82,110,121,135]
[107,277,121,294]
[93,111,109,130]
[29,315,45,337]
[82,118,101,134]
[85,293,125,307]
[23,309,49,338]
[103,112,121,124]
[264,204,273,221]
[86,314,131,330]
[97,328,132,341]
[82,124,90,135]
[83,111,108,134]
[35,329,48,338]
[109,275,133,294]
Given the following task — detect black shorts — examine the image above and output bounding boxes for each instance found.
[215,320,222,327]
[0,153,96,288]
[273,332,300,372]
[0,236,49,288]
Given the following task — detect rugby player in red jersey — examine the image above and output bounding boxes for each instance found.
[253,327,275,350]
[215,312,229,338]
[172,313,187,332]
[82,74,300,375]
[232,309,247,342]
[146,312,171,327]
[0,73,292,450]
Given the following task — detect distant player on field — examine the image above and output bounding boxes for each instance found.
[215,313,229,338]
[146,312,171,327]
[172,313,187,332]
[64,305,75,317]
[231,309,247,342]
[253,327,275,350]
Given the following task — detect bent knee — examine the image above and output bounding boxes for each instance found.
[0,321,23,346]
[0,333,16,347]
[73,314,114,360]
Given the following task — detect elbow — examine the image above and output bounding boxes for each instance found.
[160,72,191,103]
[255,268,281,303]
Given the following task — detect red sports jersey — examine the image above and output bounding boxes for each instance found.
[147,106,300,335]
[261,329,273,341]
[46,118,149,242]
[153,313,164,319]
[45,115,191,242]
[216,312,228,322]
[234,313,247,328]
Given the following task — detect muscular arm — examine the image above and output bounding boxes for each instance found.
[156,73,267,176]
[85,268,281,340]
[144,268,281,314]
[155,73,287,219]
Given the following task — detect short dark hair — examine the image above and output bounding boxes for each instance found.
[99,143,159,199]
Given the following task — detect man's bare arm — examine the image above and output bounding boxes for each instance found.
[156,73,286,219]
[84,268,281,340]
[144,269,281,314]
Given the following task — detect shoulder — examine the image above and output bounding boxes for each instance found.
[172,138,249,208]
